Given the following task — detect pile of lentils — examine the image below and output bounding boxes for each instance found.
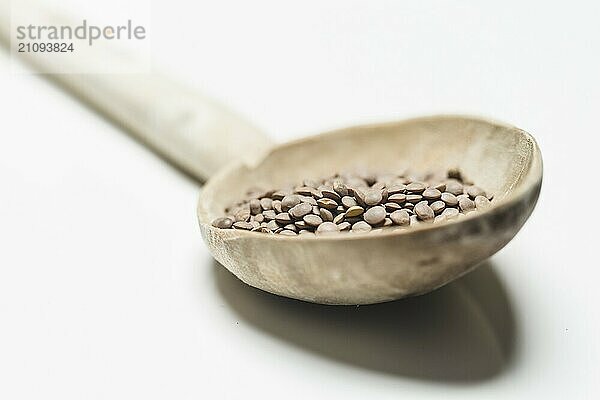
[211,169,493,236]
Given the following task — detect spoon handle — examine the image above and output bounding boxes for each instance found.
[0,2,272,182]
[38,71,272,183]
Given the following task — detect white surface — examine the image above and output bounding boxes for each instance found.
[1,1,599,398]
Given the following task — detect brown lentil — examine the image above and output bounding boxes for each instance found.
[213,169,492,235]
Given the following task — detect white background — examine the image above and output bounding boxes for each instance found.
[1,1,599,399]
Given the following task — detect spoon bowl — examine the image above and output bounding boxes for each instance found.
[198,115,542,305]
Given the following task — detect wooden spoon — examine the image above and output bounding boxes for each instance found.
[2,10,542,304]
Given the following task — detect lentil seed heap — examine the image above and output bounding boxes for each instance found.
[211,169,493,235]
